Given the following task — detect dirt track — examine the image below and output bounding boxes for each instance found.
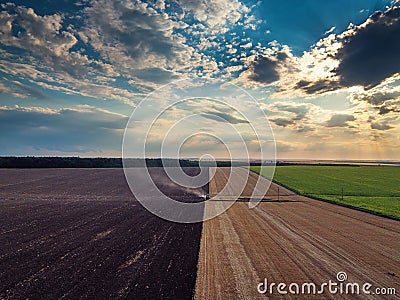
[195,167,400,299]
[0,168,204,300]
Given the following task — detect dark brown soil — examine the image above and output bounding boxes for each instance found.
[0,168,204,300]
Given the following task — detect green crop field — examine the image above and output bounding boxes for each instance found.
[250,165,400,220]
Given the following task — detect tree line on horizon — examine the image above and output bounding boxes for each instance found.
[0,157,239,168]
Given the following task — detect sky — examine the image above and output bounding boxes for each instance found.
[0,0,399,160]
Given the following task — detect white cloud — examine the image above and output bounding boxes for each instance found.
[175,0,250,30]
[237,3,400,122]
[324,26,336,35]
[241,42,253,49]
[82,0,226,86]
[0,4,117,78]
[0,4,142,105]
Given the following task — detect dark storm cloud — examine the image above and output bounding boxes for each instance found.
[334,7,400,89]
[295,79,340,95]
[379,105,400,115]
[293,6,400,95]
[379,106,392,114]
[335,7,400,88]
[326,114,355,127]
[248,56,280,84]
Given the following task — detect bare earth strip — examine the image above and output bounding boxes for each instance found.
[0,168,205,299]
[195,167,400,299]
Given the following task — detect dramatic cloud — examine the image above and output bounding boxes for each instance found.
[83,0,190,73]
[335,7,400,89]
[352,90,400,105]
[237,44,294,87]
[326,114,355,127]
[272,102,314,121]
[81,0,246,84]
[241,5,400,99]
[371,121,394,131]
[1,1,399,159]
[176,0,250,29]
[294,79,340,95]
[349,82,400,116]
[0,4,75,59]
[260,101,324,135]
[303,5,400,94]
[248,56,280,84]
[0,79,49,99]
[271,117,294,127]
[0,105,128,154]
[0,4,140,105]
[0,3,116,78]
[379,104,400,115]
